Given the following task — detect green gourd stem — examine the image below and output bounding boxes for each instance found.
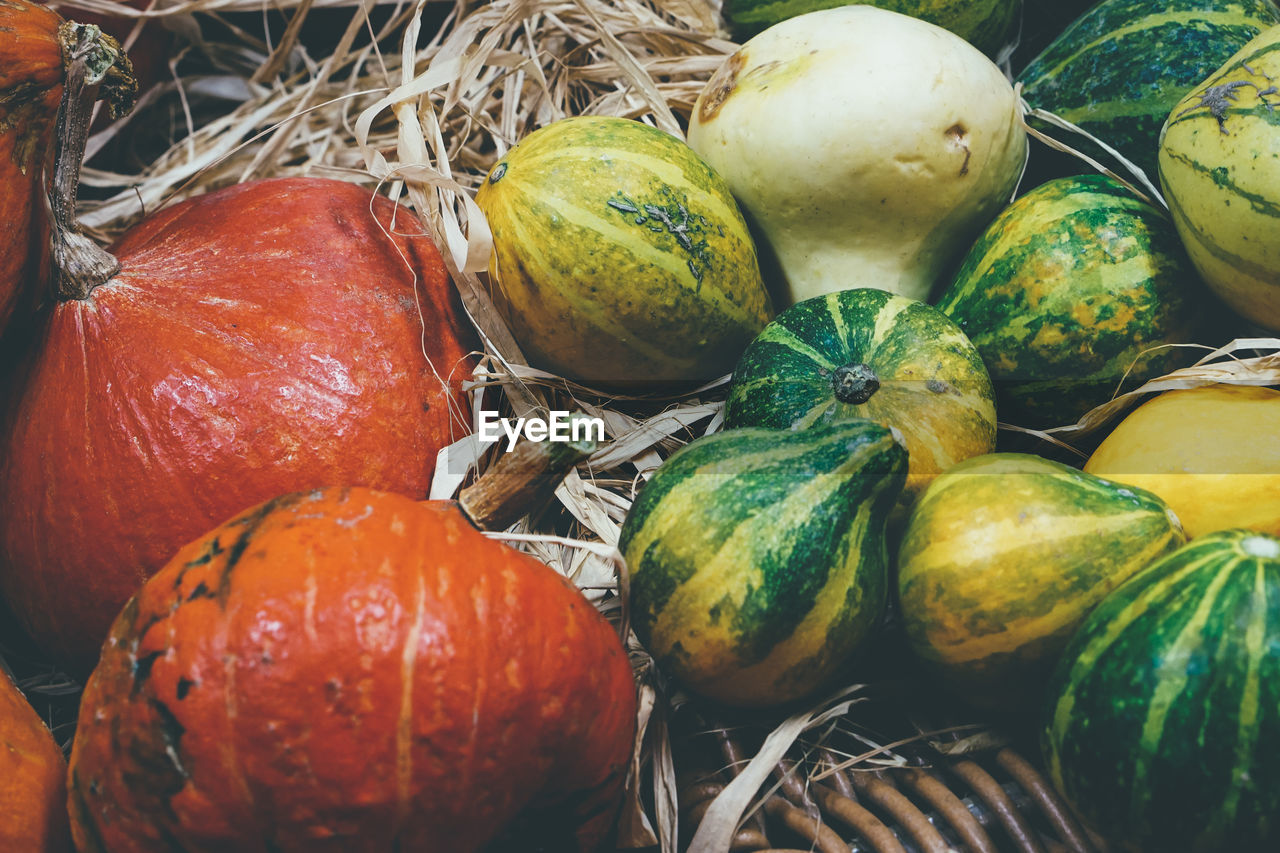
[49,23,136,302]
[458,413,598,531]
[832,363,879,404]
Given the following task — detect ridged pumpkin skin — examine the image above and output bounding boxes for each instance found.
[897,453,1185,710]
[620,421,907,707]
[724,0,1021,57]
[1043,530,1280,852]
[0,0,65,341]
[1084,384,1280,537]
[0,177,475,674]
[68,488,636,853]
[475,116,773,389]
[1,669,71,852]
[1019,0,1280,184]
[1159,24,1280,330]
[934,175,1213,428]
[725,288,995,505]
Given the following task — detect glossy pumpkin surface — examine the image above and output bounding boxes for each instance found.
[68,488,636,853]
[0,177,475,673]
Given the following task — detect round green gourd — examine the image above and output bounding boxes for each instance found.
[1043,530,1280,851]
[475,116,774,389]
[1158,23,1280,330]
[619,421,907,707]
[1018,0,1280,185]
[725,288,995,505]
[897,452,1185,710]
[934,174,1216,429]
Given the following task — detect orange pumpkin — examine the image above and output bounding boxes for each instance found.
[0,175,476,674]
[0,0,66,341]
[69,488,636,852]
[0,668,71,852]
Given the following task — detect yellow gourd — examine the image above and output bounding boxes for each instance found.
[1084,384,1280,537]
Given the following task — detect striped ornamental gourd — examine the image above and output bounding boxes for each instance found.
[475,116,774,389]
[1159,23,1280,331]
[1018,0,1280,184]
[725,288,995,505]
[1043,530,1280,851]
[933,174,1217,428]
[619,421,907,707]
[896,452,1185,709]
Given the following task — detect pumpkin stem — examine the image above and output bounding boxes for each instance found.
[47,23,136,302]
[832,363,879,405]
[458,413,599,531]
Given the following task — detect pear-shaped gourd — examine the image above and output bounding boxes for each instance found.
[687,5,1026,306]
[620,420,907,707]
[898,453,1185,710]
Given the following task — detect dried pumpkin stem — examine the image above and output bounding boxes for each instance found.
[47,23,136,302]
[458,413,598,530]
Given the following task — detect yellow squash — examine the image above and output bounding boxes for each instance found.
[1085,384,1280,537]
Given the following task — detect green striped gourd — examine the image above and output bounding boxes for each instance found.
[723,0,1021,57]
[1018,0,1280,185]
[474,116,774,389]
[725,288,995,505]
[897,453,1185,710]
[619,421,907,707]
[1043,530,1280,851]
[1159,25,1280,331]
[934,174,1214,429]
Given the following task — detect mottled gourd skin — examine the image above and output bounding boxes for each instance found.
[1019,0,1280,184]
[620,422,907,707]
[0,669,71,852]
[897,452,1185,711]
[0,178,475,675]
[726,288,995,506]
[724,0,1021,57]
[475,115,773,389]
[69,489,637,853]
[1158,24,1280,330]
[0,0,66,342]
[934,174,1215,429]
[1043,531,1280,853]
[1085,385,1280,538]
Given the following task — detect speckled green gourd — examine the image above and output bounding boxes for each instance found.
[933,174,1214,429]
[619,421,907,707]
[475,116,773,389]
[1018,0,1280,183]
[1044,530,1280,851]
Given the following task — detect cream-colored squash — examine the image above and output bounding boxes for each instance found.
[1084,384,1280,538]
[687,5,1027,306]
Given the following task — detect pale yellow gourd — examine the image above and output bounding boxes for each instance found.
[1084,384,1280,538]
[687,5,1027,306]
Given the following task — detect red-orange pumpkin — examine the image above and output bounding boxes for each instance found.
[68,488,637,853]
[0,0,65,341]
[0,176,475,673]
[0,668,71,852]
